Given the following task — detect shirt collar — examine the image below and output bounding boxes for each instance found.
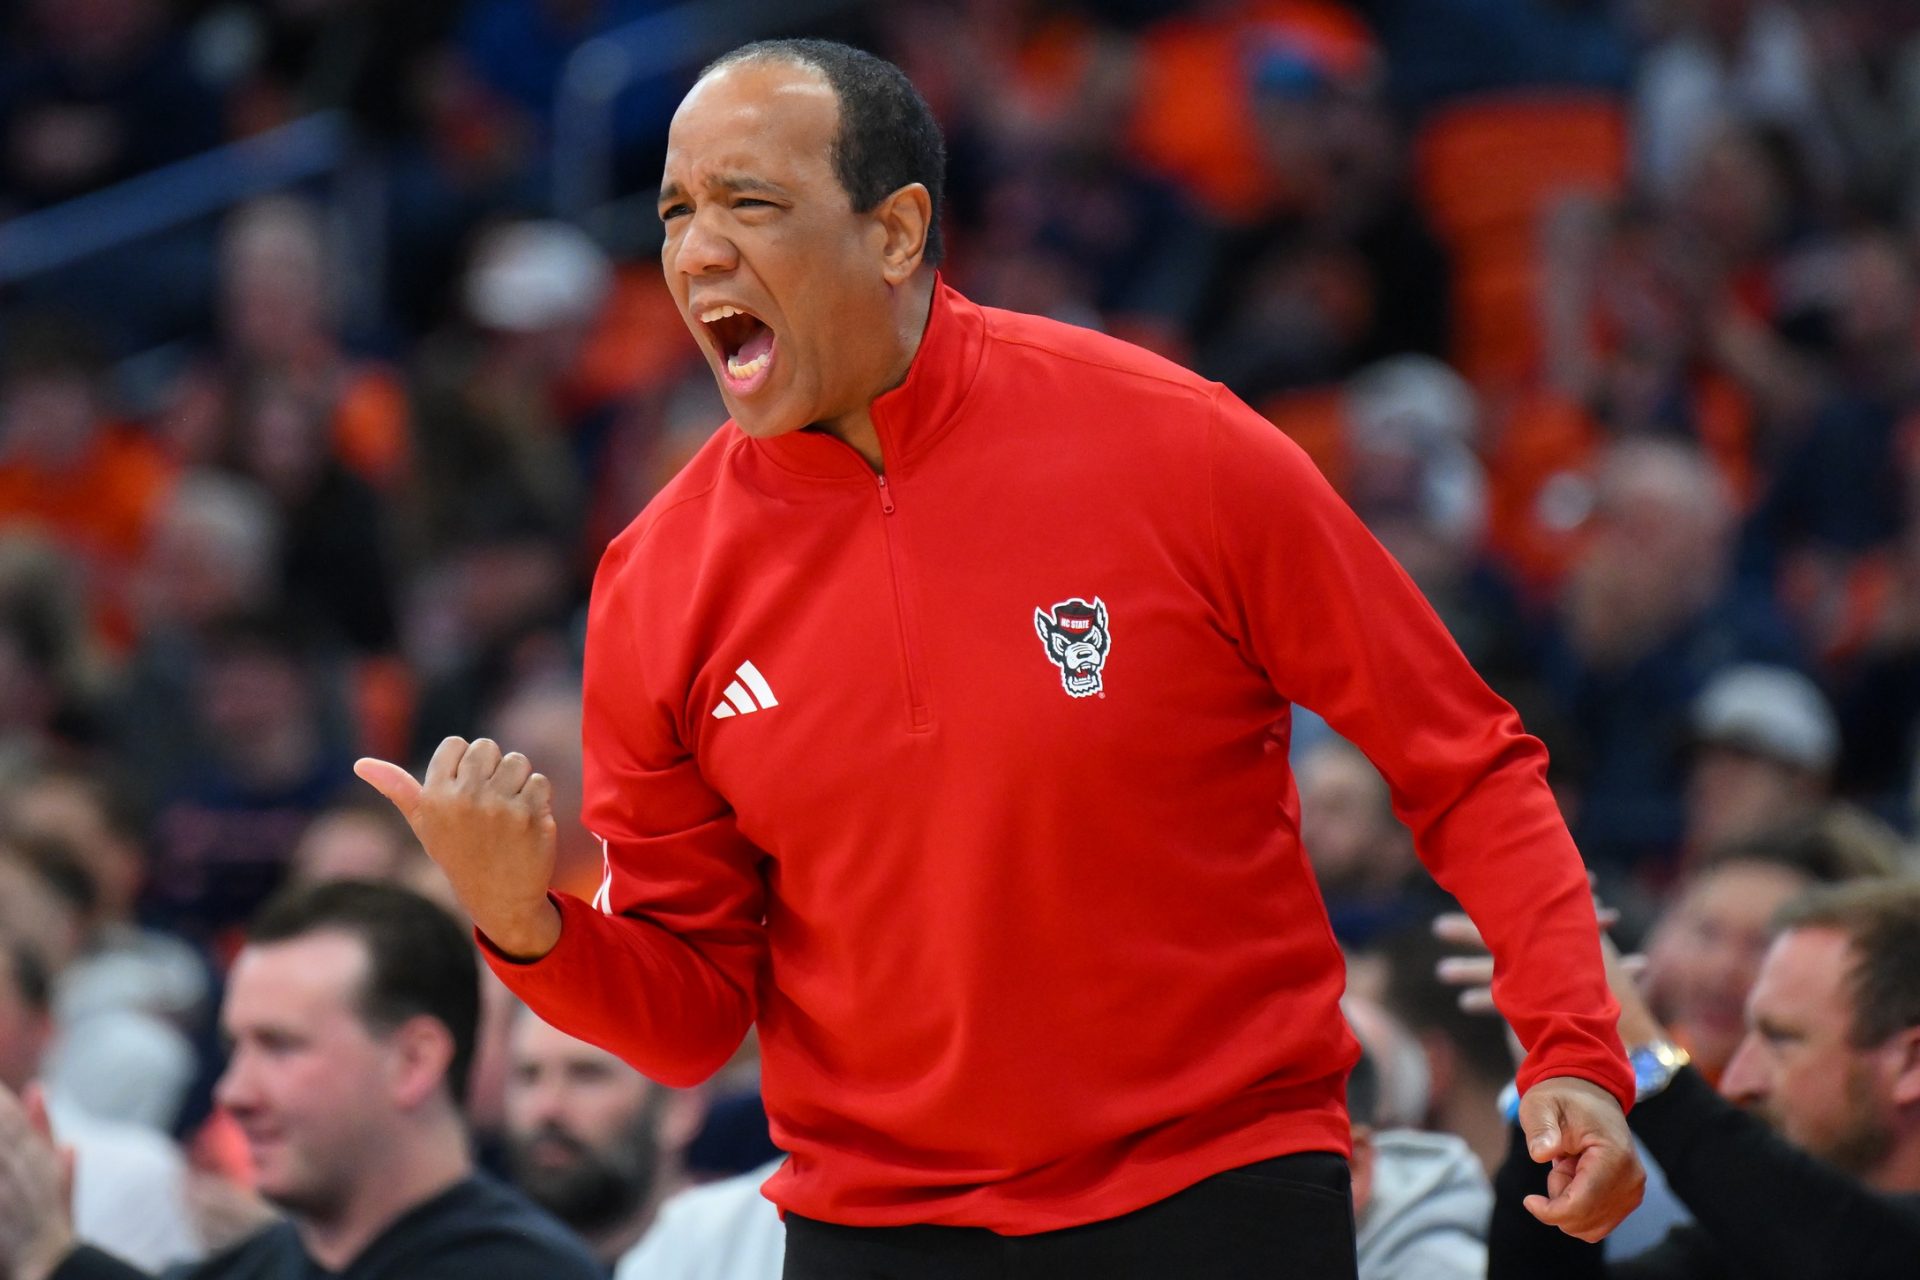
[751,275,985,480]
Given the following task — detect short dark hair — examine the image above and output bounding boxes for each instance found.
[1776,880,1920,1048]
[703,38,946,267]
[1702,806,1903,884]
[247,880,480,1105]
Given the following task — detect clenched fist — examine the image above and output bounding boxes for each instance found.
[356,737,563,960]
[1518,1076,1645,1242]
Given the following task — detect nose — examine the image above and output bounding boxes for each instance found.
[1720,1032,1765,1105]
[668,207,738,278]
[214,1047,260,1115]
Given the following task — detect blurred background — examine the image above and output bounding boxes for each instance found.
[6,0,1920,1267]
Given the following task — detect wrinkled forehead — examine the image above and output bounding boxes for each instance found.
[1751,927,1857,1016]
[663,60,840,191]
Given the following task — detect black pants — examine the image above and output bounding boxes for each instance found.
[782,1151,1358,1279]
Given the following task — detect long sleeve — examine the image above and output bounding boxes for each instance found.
[479,532,766,1088]
[1205,386,1632,1107]
[1625,1068,1920,1279]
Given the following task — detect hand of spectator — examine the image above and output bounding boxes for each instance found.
[0,1083,76,1280]
[1518,1076,1646,1241]
[1434,911,1658,1040]
[355,737,562,960]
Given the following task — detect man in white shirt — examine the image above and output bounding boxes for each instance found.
[0,931,201,1270]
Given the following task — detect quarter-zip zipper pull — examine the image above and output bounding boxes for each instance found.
[877,473,896,514]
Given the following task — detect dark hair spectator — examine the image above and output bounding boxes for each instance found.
[247,877,479,1106]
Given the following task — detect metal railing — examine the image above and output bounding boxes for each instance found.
[0,112,352,286]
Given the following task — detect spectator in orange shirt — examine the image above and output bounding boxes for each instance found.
[0,320,174,650]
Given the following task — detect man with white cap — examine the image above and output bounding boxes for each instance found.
[1687,664,1839,860]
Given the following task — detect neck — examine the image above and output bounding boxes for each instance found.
[1870,1135,1920,1195]
[296,1113,472,1271]
[816,274,938,472]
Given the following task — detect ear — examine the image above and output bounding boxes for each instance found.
[1887,1026,1920,1109]
[388,1014,458,1111]
[1034,609,1051,643]
[1093,597,1108,631]
[873,183,934,285]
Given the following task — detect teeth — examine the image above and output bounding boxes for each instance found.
[726,348,771,379]
[699,305,743,323]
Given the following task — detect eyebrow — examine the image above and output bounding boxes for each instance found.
[658,174,790,204]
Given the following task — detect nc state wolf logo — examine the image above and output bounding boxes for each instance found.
[1034,597,1112,698]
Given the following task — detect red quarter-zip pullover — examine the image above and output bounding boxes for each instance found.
[483,280,1631,1233]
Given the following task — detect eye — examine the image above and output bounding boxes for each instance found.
[1086,628,1103,646]
[659,203,691,222]
[1051,634,1068,655]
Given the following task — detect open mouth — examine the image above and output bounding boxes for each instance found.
[698,303,777,394]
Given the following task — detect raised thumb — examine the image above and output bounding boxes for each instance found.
[354,758,423,815]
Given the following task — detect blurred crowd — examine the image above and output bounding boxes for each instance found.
[5,0,1920,1275]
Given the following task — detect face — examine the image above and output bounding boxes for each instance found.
[1298,743,1406,894]
[215,933,402,1218]
[1721,928,1895,1177]
[10,778,142,924]
[658,59,916,440]
[503,1013,661,1231]
[1644,861,1810,1074]
[1687,747,1818,852]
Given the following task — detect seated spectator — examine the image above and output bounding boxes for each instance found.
[1342,1014,1491,1280]
[143,614,358,949]
[0,879,604,1279]
[1633,0,1827,202]
[1685,664,1840,861]
[1191,16,1451,402]
[0,0,222,210]
[0,536,109,754]
[504,1002,706,1268]
[0,834,198,1133]
[0,321,176,652]
[1539,439,1801,872]
[1297,738,1442,947]
[112,471,284,802]
[1485,879,1920,1277]
[1643,804,1901,1087]
[220,373,399,654]
[162,196,412,495]
[4,761,213,1036]
[0,924,200,1270]
[403,220,606,567]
